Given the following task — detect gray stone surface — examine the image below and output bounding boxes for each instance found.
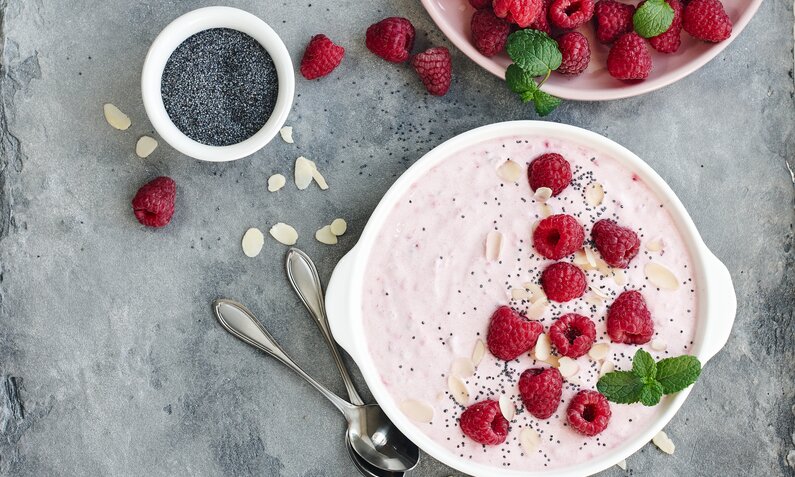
[0,0,792,475]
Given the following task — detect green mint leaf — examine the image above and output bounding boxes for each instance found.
[633,0,675,38]
[632,349,657,379]
[532,89,561,117]
[505,64,537,94]
[596,371,645,404]
[506,29,562,77]
[655,355,702,394]
[638,381,665,406]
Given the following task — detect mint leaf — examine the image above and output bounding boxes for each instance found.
[633,0,675,38]
[632,349,656,379]
[505,64,537,94]
[506,29,562,77]
[639,381,665,406]
[597,371,645,404]
[656,355,702,394]
[532,89,561,117]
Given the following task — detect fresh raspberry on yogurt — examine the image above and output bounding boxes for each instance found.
[607,290,654,344]
[541,262,587,302]
[487,306,544,361]
[567,390,611,436]
[591,219,641,268]
[519,367,563,419]
[528,153,572,196]
[548,313,596,358]
[459,400,510,445]
[533,214,585,260]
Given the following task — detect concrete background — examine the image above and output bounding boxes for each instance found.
[0,0,792,475]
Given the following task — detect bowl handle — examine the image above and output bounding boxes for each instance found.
[325,247,360,359]
[699,249,736,363]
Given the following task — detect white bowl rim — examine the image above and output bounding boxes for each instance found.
[141,6,295,162]
[325,121,736,477]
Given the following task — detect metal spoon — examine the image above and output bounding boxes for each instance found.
[286,248,412,476]
[212,299,419,473]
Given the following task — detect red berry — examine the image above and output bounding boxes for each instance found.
[469,0,492,8]
[487,306,544,361]
[532,214,585,260]
[471,9,512,57]
[300,34,345,80]
[607,290,654,344]
[567,390,611,436]
[540,262,587,302]
[548,313,596,358]
[132,176,176,228]
[366,17,416,63]
[459,400,510,445]
[493,0,543,28]
[683,0,732,42]
[411,47,452,96]
[607,32,652,81]
[591,219,640,268]
[648,0,683,53]
[519,368,563,419]
[549,0,595,29]
[556,32,590,76]
[593,0,635,44]
[529,0,553,34]
[528,153,572,195]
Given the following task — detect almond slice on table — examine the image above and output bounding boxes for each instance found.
[268,174,286,192]
[497,159,523,182]
[279,126,294,144]
[269,223,298,245]
[330,218,347,236]
[241,228,265,258]
[558,357,579,378]
[534,333,551,361]
[519,428,541,454]
[645,262,679,290]
[294,157,315,190]
[135,136,158,158]
[499,394,515,420]
[588,343,610,361]
[311,165,329,190]
[448,376,469,406]
[534,187,553,203]
[400,399,434,424]
[451,357,475,378]
[585,182,605,207]
[485,231,503,261]
[103,103,131,130]
[617,460,628,470]
[652,431,676,455]
[650,339,667,352]
[471,339,486,366]
[315,225,338,245]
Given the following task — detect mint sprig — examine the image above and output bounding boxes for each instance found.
[633,0,675,38]
[504,30,562,117]
[597,349,702,406]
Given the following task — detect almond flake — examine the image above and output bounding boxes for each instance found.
[526,283,546,303]
[645,262,679,290]
[613,269,627,286]
[519,428,540,454]
[269,223,298,245]
[471,339,486,367]
[279,126,294,144]
[590,285,610,299]
[584,247,597,268]
[596,259,612,276]
[573,250,594,270]
[534,187,553,203]
[400,399,434,424]
[650,339,667,351]
[485,231,503,261]
[567,374,584,386]
[534,333,551,361]
[241,228,264,258]
[544,355,560,368]
[585,182,605,207]
[295,157,315,190]
[588,343,610,361]
[525,298,548,320]
[497,159,523,182]
[311,166,329,190]
[558,357,579,378]
[499,394,515,420]
[103,103,131,130]
[268,174,287,192]
[584,292,603,306]
[315,225,338,245]
[511,288,532,301]
[600,360,615,377]
[135,136,158,158]
[646,238,664,252]
[330,218,347,236]
[652,431,675,455]
[539,203,552,218]
[448,376,469,406]
[451,357,475,378]
[617,460,627,470]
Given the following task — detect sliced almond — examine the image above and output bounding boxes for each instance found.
[315,225,338,245]
[646,238,664,252]
[268,174,287,192]
[544,354,560,368]
[567,374,584,386]
[241,228,264,258]
[573,250,594,270]
[617,460,627,470]
[451,357,475,378]
[613,269,627,286]
[534,187,553,203]
[590,285,610,299]
[585,182,605,207]
[588,343,610,361]
[311,166,329,190]
[485,231,503,261]
[523,283,545,303]
[519,428,540,454]
[511,287,532,301]
[330,218,347,236]
[534,333,551,361]
[448,376,469,406]
[525,298,548,320]
[497,159,523,182]
[539,203,552,218]
[558,357,579,378]
[279,126,294,144]
[295,157,315,190]
[499,394,515,420]
[269,223,298,245]
[600,360,615,377]
[652,431,675,455]
[584,292,603,306]
[645,262,679,290]
[584,247,597,268]
[650,339,667,352]
[596,259,613,276]
[135,136,158,158]
[103,103,131,130]
[400,399,434,424]
[471,339,486,367]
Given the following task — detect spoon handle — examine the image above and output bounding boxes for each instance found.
[286,248,366,406]
[212,298,353,415]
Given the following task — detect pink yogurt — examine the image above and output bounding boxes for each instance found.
[361,135,697,471]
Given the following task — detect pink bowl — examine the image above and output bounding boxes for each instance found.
[421,0,762,100]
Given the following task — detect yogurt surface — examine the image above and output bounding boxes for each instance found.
[361,135,697,471]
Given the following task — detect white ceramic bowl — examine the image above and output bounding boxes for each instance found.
[325,121,736,477]
[141,6,295,162]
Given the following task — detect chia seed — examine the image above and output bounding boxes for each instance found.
[161,28,278,146]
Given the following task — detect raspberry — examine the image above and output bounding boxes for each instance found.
[556,32,590,76]
[529,0,553,34]
[299,34,345,80]
[459,400,510,445]
[540,262,587,302]
[411,47,452,96]
[366,17,416,63]
[567,390,611,436]
[532,214,585,260]
[549,0,595,29]
[683,0,732,43]
[518,368,563,419]
[132,176,176,228]
[493,0,543,28]
[469,0,492,8]
[607,32,652,81]
[528,153,572,195]
[487,306,544,361]
[593,0,635,44]
[607,290,654,344]
[591,219,640,268]
[471,9,511,57]
[548,313,596,358]
[648,0,683,53]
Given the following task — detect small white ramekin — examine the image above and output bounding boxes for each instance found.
[141,7,294,162]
